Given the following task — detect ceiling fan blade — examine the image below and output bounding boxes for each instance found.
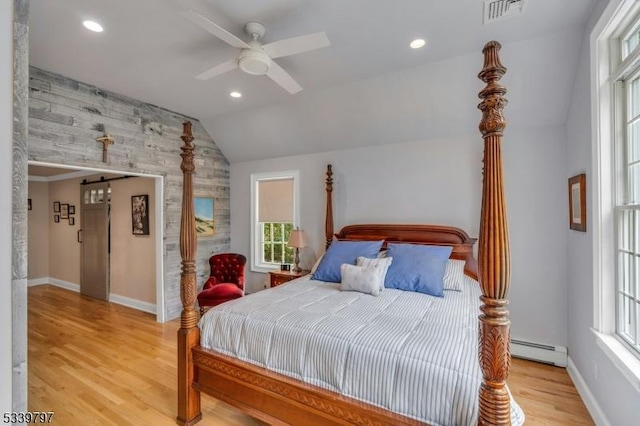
[266,61,302,94]
[196,59,238,80]
[262,32,330,59]
[182,10,250,49]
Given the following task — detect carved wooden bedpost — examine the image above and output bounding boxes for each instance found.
[177,121,202,425]
[477,41,512,425]
[325,164,334,249]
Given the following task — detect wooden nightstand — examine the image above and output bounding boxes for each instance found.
[269,270,310,287]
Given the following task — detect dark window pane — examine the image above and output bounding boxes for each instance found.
[284,246,294,264]
[273,223,283,242]
[263,223,271,242]
[284,223,293,242]
[273,243,284,263]
[264,243,273,263]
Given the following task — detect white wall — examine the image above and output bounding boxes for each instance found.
[232,125,569,348]
[0,0,13,413]
[566,0,640,424]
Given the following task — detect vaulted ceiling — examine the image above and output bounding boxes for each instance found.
[29,0,597,162]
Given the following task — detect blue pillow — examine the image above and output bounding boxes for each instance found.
[312,240,384,283]
[384,243,453,297]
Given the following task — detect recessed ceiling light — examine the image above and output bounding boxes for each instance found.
[83,20,104,33]
[410,38,426,49]
[230,91,242,98]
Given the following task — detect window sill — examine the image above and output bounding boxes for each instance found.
[250,265,279,274]
[591,328,640,392]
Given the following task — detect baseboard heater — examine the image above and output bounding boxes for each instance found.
[511,339,567,367]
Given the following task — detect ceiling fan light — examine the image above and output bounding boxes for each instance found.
[238,50,271,75]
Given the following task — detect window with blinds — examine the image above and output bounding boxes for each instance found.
[251,171,300,272]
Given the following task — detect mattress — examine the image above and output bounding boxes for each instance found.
[199,274,524,426]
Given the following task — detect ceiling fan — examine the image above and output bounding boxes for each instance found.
[182,10,331,94]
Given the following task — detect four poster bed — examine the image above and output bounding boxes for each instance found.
[177,41,516,425]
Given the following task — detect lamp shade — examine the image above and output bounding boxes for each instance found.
[288,229,308,248]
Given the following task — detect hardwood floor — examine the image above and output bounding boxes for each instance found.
[28,285,593,425]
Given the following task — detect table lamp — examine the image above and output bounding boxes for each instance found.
[287,229,308,273]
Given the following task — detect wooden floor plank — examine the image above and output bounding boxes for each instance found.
[28,285,593,425]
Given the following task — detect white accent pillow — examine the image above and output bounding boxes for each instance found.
[340,264,385,296]
[356,256,393,291]
[444,259,466,291]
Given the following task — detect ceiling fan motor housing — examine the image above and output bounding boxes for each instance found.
[238,41,272,75]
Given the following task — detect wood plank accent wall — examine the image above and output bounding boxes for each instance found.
[27,66,231,320]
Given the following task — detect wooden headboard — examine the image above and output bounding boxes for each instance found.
[334,223,478,280]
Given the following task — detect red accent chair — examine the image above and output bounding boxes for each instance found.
[197,253,247,315]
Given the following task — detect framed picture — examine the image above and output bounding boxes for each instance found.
[60,203,69,219]
[131,194,150,235]
[569,173,586,232]
[28,198,32,211]
[195,197,215,238]
[69,217,75,226]
[68,205,75,215]
[53,201,60,213]
[54,215,60,223]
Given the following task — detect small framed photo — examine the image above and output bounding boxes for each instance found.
[53,201,60,213]
[54,215,60,223]
[131,194,150,235]
[68,205,75,215]
[569,173,586,232]
[60,203,69,219]
[69,217,75,226]
[28,198,32,211]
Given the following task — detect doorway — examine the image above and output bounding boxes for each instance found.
[27,161,165,322]
[80,181,111,301]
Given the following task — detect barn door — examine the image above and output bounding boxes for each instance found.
[80,182,110,300]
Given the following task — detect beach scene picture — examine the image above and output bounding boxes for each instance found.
[195,197,215,237]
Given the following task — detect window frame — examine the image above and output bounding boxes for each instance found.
[250,170,300,273]
[592,0,640,392]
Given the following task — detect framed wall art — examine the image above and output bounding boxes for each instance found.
[53,201,60,213]
[60,203,69,219]
[568,173,586,232]
[131,194,150,235]
[195,197,215,238]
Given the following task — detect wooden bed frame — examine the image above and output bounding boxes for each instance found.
[177,41,512,425]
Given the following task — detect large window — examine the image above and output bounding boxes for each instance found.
[250,171,300,272]
[616,70,640,354]
[602,5,640,359]
[594,0,640,390]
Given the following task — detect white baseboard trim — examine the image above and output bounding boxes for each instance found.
[48,277,80,292]
[27,277,50,287]
[109,293,156,315]
[567,357,611,426]
[46,278,155,315]
[511,339,568,367]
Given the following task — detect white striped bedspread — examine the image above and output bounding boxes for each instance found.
[199,275,525,426]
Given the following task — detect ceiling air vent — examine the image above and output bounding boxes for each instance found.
[483,0,525,24]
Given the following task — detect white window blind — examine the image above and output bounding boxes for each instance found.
[257,178,293,223]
